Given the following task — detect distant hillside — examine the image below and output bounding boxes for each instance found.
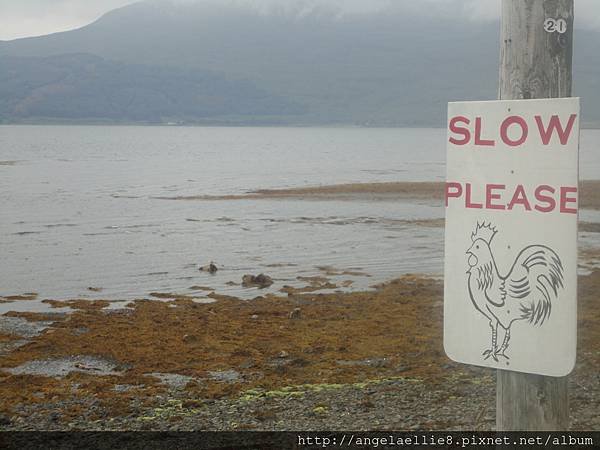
[0,54,303,124]
[0,1,598,126]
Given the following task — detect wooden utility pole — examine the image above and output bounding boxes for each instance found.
[497,0,574,430]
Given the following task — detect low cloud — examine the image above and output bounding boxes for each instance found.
[1,0,598,41]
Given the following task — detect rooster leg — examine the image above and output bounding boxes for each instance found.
[482,320,498,361]
[495,328,510,360]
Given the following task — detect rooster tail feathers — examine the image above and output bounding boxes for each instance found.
[520,275,554,325]
[548,254,564,296]
[515,246,564,326]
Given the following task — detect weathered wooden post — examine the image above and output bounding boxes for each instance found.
[496,0,574,431]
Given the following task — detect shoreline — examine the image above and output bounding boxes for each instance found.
[1,271,599,430]
[1,218,599,307]
[155,180,600,210]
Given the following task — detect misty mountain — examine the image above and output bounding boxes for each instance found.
[0,53,303,124]
[0,1,598,126]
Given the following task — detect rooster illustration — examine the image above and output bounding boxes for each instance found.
[466,222,564,361]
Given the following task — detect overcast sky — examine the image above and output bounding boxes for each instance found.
[1,0,599,41]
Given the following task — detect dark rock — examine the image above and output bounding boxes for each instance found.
[0,415,11,426]
[199,262,218,274]
[242,274,273,288]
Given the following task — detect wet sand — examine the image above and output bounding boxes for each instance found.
[154,181,443,202]
[157,180,600,210]
[1,270,599,430]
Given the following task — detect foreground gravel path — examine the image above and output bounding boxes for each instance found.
[3,365,598,431]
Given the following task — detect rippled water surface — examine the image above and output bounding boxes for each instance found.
[1,126,599,308]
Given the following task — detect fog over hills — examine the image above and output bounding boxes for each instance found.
[1,0,598,126]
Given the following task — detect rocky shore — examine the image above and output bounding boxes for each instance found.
[1,271,599,431]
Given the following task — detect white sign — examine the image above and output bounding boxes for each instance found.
[444,98,580,377]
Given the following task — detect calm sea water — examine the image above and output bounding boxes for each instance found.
[1,126,599,311]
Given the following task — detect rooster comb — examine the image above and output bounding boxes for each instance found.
[471,222,497,244]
